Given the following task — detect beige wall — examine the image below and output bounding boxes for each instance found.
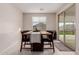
[0,4,23,53]
[23,13,56,31]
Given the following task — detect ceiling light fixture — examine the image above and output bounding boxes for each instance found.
[40,8,44,11]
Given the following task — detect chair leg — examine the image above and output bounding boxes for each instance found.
[52,40,55,52]
[20,41,23,52]
[24,42,26,48]
[50,42,52,47]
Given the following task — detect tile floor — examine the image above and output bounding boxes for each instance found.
[0,41,76,55]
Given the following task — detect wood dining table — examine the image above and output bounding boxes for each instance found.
[23,31,51,35]
[23,31,52,44]
[23,31,52,51]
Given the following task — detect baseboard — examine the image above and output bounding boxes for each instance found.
[0,41,20,55]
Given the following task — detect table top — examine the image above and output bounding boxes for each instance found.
[40,31,51,35]
[23,31,51,35]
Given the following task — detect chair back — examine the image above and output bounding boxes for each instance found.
[21,30,30,42]
[53,31,57,40]
[47,30,57,40]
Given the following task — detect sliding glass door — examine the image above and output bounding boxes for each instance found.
[64,5,76,50]
[58,4,76,50]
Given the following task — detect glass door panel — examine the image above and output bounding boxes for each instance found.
[64,5,76,50]
[58,12,65,42]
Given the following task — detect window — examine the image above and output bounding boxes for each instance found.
[32,16,46,31]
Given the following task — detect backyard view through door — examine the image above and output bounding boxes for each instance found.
[58,4,76,50]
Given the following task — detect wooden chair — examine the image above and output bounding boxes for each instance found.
[20,31,30,52]
[41,31,55,52]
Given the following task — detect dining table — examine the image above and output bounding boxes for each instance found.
[23,31,52,51]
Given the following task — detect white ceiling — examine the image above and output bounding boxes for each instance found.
[11,3,65,13]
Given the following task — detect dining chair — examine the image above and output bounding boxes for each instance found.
[20,31,30,52]
[41,31,55,52]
